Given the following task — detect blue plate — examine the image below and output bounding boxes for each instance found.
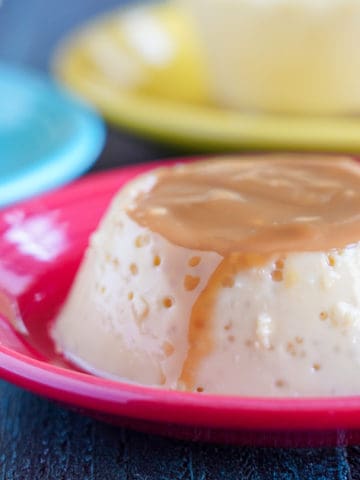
[0,63,105,207]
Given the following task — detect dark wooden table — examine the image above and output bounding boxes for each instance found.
[1,0,360,478]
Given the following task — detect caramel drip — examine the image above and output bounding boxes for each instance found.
[179,252,267,390]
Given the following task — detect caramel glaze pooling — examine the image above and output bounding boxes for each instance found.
[127,155,360,391]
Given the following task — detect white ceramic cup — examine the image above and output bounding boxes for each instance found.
[180,0,360,114]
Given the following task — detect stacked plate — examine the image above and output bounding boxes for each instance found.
[0,63,105,207]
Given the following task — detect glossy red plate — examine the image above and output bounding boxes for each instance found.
[1,160,360,448]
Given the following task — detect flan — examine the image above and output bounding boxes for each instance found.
[52,155,360,396]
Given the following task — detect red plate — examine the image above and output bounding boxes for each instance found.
[1,160,360,448]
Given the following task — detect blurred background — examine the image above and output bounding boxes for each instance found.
[0,0,177,176]
[3,0,360,186]
[0,0,124,71]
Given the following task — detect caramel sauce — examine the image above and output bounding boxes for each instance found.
[127,155,360,390]
[179,252,267,390]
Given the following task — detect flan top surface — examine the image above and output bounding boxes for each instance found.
[128,156,360,255]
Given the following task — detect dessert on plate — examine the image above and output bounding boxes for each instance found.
[180,0,360,114]
[52,155,360,396]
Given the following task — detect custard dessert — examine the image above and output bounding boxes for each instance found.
[180,0,360,114]
[52,155,360,396]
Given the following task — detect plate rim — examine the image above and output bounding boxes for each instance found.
[0,62,106,207]
[1,343,360,432]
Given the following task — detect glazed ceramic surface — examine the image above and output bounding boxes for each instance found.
[54,3,360,153]
[0,63,105,207]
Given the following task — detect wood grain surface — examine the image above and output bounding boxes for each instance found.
[0,379,357,480]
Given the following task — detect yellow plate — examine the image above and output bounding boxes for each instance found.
[54,2,360,152]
